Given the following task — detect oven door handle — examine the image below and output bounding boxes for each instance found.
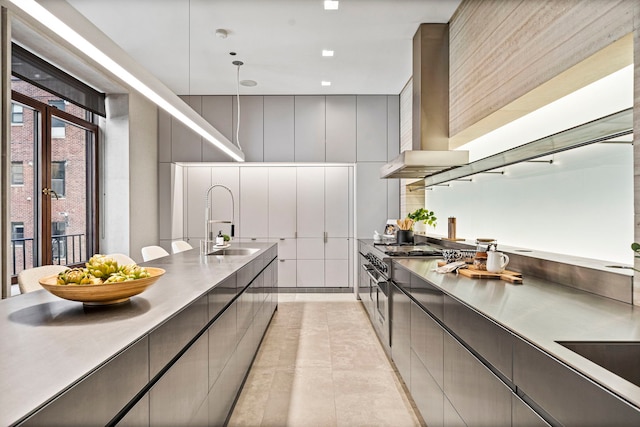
[363,265,386,285]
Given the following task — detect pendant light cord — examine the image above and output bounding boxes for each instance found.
[235,64,242,150]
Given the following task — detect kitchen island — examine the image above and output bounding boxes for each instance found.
[391,256,640,426]
[0,242,277,426]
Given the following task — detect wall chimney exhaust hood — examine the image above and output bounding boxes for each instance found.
[381,23,468,179]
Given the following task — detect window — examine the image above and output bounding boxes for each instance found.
[51,161,66,197]
[11,161,24,185]
[11,222,24,242]
[49,100,66,138]
[11,104,23,124]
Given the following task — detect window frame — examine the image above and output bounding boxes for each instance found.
[11,161,24,186]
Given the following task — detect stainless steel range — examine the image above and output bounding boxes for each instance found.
[358,240,442,353]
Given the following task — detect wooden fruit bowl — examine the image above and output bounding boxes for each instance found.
[39,267,165,305]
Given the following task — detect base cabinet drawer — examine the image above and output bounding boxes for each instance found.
[23,337,149,426]
[444,396,467,427]
[149,333,209,426]
[411,349,444,427]
[391,283,411,387]
[444,295,513,382]
[443,331,511,427]
[513,338,640,426]
[512,393,550,427]
[411,301,444,388]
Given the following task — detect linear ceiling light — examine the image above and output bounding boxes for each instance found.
[324,1,339,10]
[321,81,331,86]
[10,0,244,162]
[322,50,334,57]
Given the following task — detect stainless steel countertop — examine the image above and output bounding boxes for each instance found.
[394,258,640,409]
[0,242,274,426]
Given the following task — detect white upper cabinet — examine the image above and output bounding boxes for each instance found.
[210,166,240,239]
[239,167,269,238]
[296,167,325,237]
[185,166,212,239]
[294,96,326,162]
[233,96,264,162]
[264,96,295,162]
[268,167,296,238]
[357,95,388,162]
[324,166,350,238]
[326,96,356,163]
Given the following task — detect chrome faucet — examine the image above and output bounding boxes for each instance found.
[204,184,235,252]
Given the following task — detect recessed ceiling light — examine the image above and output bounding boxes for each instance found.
[324,1,339,10]
[321,81,332,86]
[322,50,334,57]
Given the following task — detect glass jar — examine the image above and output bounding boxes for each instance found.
[475,238,497,257]
[474,238,496,270]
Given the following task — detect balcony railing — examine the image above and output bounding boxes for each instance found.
[10,233,86,277]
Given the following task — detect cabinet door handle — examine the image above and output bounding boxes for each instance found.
[324,232,328,243]
[251,238,257,241]
[280,259,285,262]
[279,238,285,241]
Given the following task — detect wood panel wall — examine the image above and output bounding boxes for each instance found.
[449,0,636,147]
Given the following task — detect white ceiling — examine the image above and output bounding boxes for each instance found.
[64,0,462,96]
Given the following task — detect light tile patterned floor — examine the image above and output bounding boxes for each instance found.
[228,293,423,427]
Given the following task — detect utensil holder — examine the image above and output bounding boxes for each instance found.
[397,230,414,244]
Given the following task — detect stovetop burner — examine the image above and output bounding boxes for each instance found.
[385,249,442,257]
[374,241,432,247]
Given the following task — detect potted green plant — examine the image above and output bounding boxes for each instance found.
[407,208,437,230]
[631,243,640,271]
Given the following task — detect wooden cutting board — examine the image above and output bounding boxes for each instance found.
[438,262,523,284]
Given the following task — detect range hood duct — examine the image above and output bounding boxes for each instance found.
[381,23,468,179]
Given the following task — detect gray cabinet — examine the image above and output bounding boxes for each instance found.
[294,96,326,162]
[208,304,237,387]
[149,334,209,426]
[387,95,400,161]
[391,283,411,387]
[148,295,208,378]
[172,96,203,162]
[326,95,356,162]
[23,337,149,426]
[443,330,512,427]
[411,301,443,388]
[512,394,550,427]
[443,295,513,382]
[444,396,467,427]
[410,270,444,321]
[356,95,388,161]
[202,96,234,162]
[264,96,295,161]
[232,95,264,162]
[513,337,640,426]
[411,349,444,427]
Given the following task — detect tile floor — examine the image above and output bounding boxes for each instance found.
[228,293,424,427]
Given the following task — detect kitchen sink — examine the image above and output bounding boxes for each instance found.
[207,248,259,256]
[557,341,640,387]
